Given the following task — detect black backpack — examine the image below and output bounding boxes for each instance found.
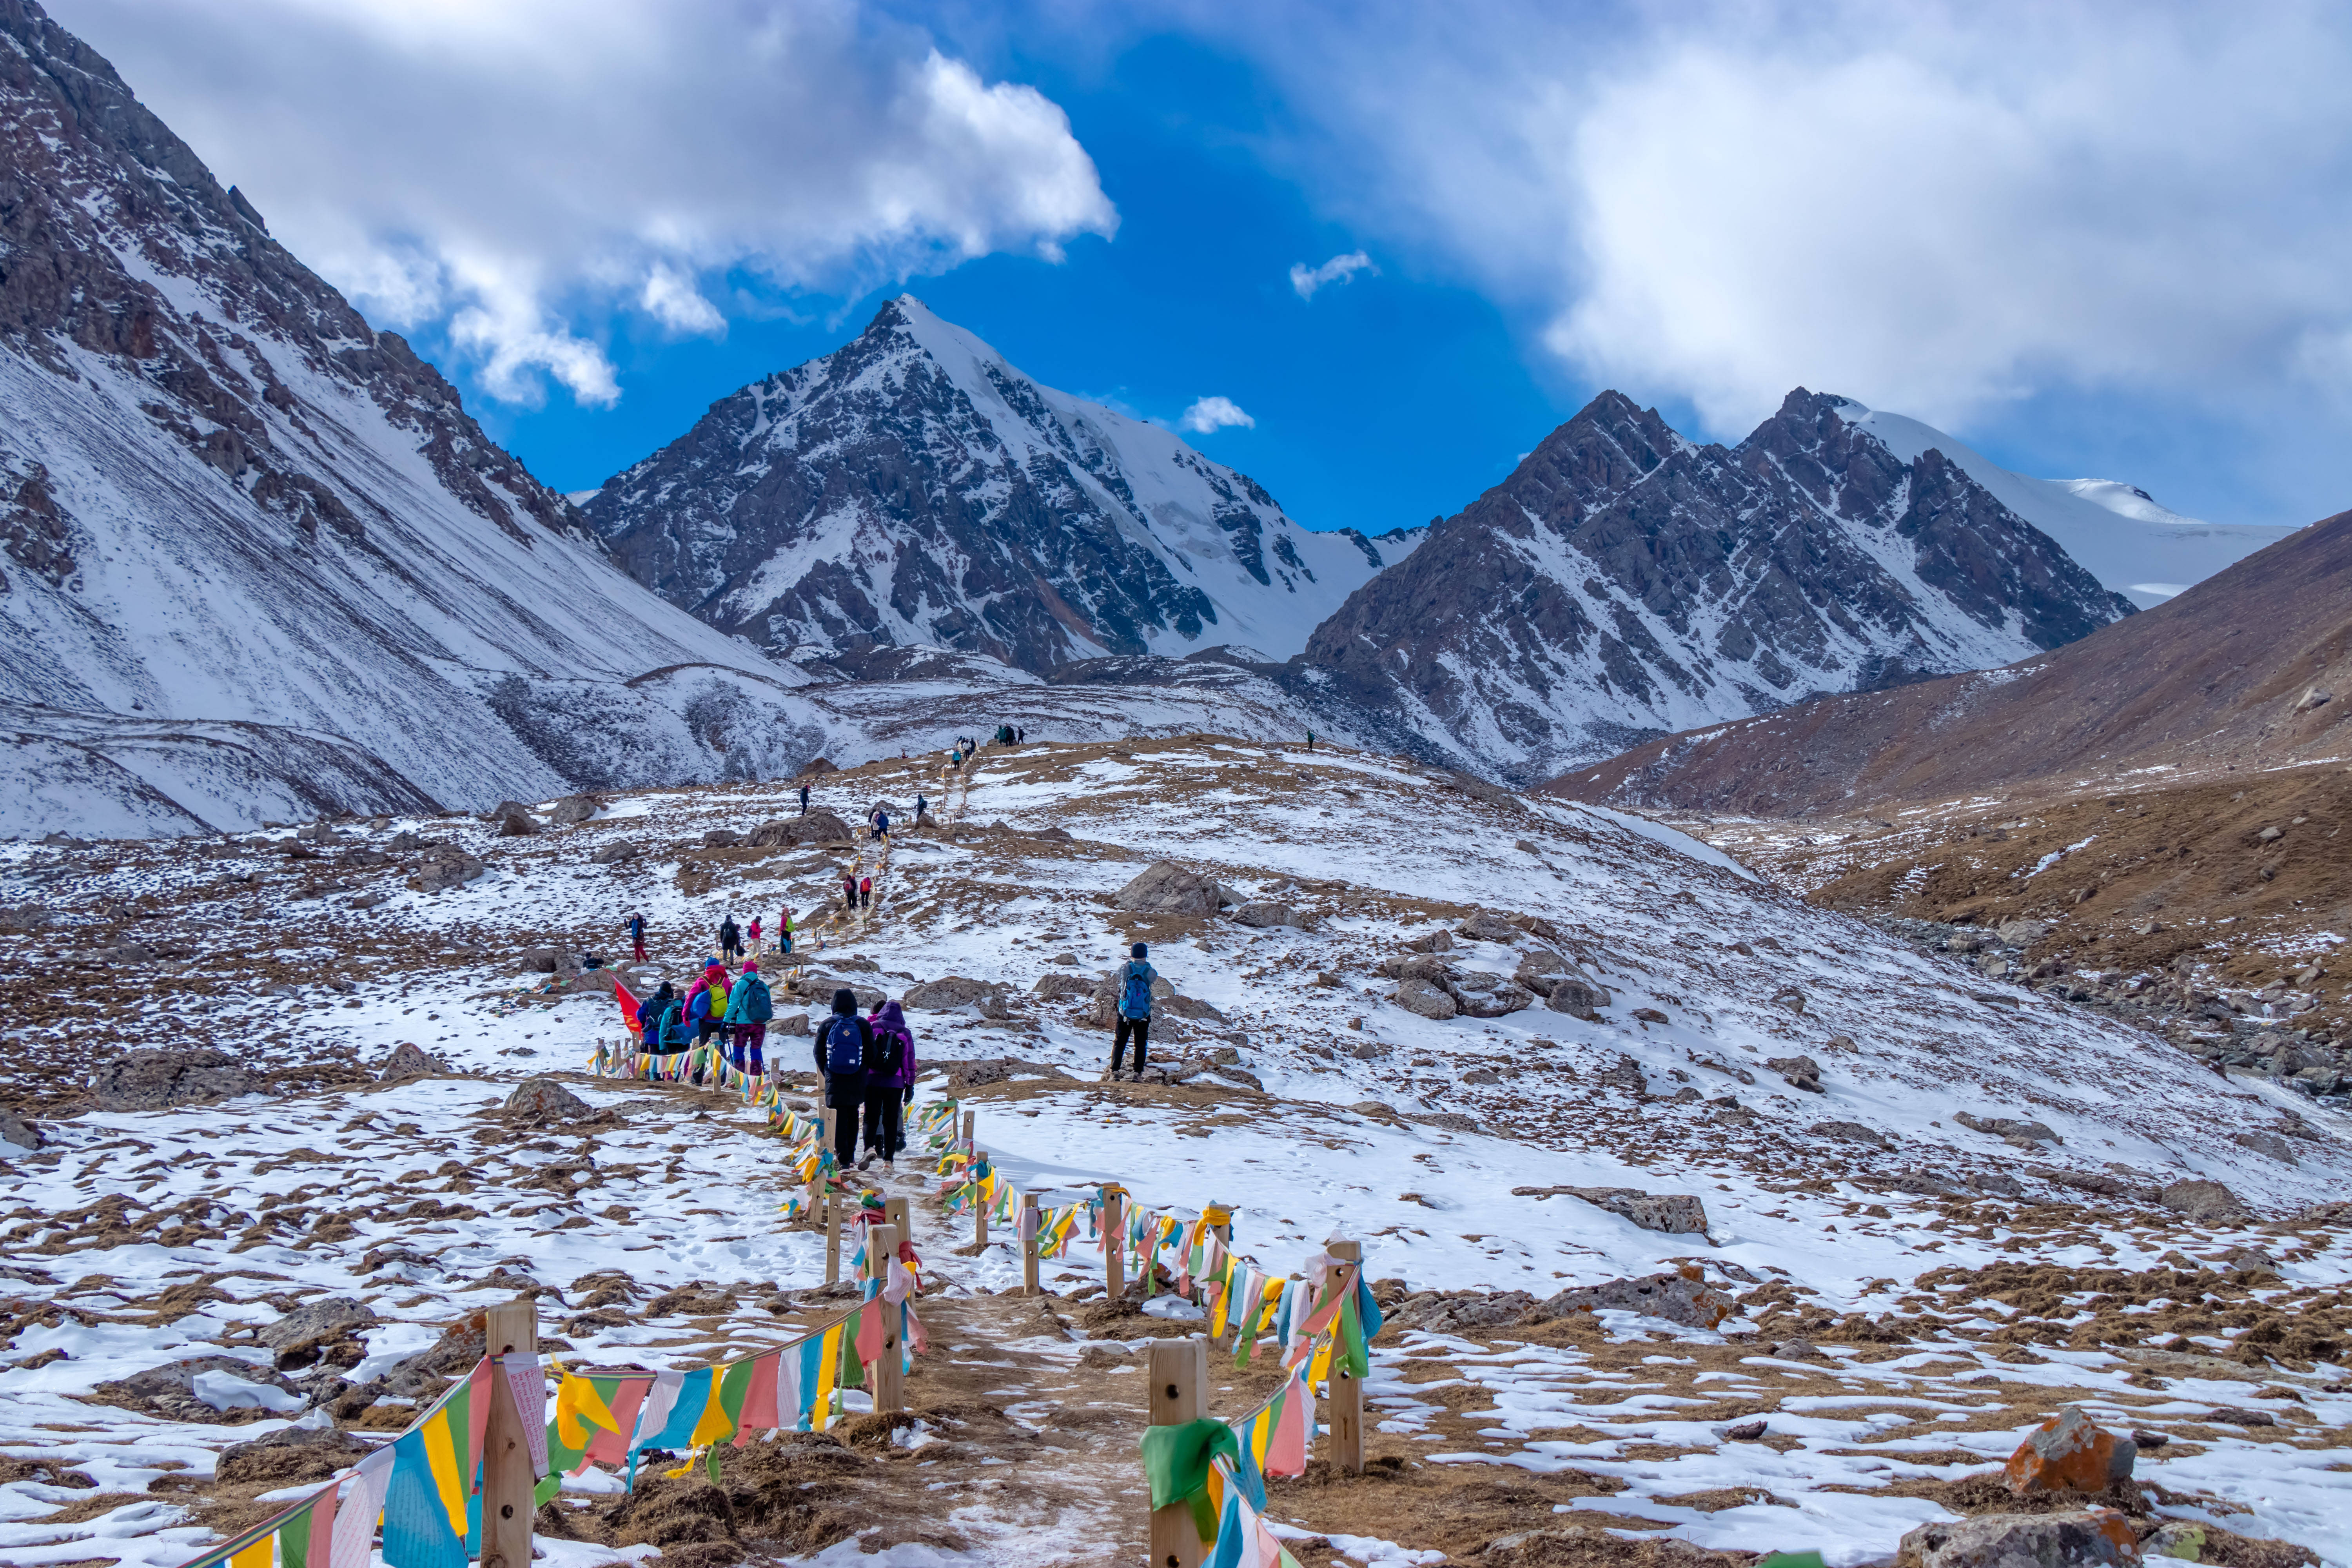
[866,1026,905,1079]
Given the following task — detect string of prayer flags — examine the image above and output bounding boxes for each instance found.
[173,1475,340,1568]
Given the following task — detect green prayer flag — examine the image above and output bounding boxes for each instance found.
[533,1474,561,1508]
[276,1494,314,1568]
[717,1357,755,1434]
[1139,1419,1239,1542]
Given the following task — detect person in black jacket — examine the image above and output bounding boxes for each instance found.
[718,914,742,963]
[813,988,871,1167]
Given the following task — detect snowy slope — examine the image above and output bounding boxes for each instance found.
[1835,400,2294,608]
[586,297,1422,668]
[1298,389,2138,785]
[0,2,842,834]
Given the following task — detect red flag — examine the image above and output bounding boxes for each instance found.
[614,978,641,1031]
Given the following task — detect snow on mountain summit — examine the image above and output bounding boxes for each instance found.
[586,297,1419,669]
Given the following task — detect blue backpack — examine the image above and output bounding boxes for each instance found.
[823,1014,865,1073]
[642,999,683,1050]
[1120,963,1153,1020]
[740,977,772,1022]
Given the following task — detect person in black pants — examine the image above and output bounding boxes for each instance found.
[1111,941,1157,1081]
[718,914,741,963]
[814,988,871,1167]
[799,782,810,816]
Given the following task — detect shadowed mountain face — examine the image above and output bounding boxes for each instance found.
[1293,388,2135,784]
[583,297,1418,672]
[1547,508,2352,818]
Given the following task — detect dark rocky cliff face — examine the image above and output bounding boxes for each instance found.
[583,297,1410,671]
[1294,388,2134,784]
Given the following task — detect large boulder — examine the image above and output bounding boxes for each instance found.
[493,802,540,837]
[1897,1511,2136,1567]
[0,1109,41,1151]
[1996,919,2051,949]
[2161,1178,2247,1222]
[218,1423,372,1486]
[1515,1184,1707,1234]
[260,1297,378,1370]
[1956,1111,2062,1145]
[1544,978,1605,1019]
[1765,1054,1824,1093]
[747,812,855,848]
[1451,970,1533,1018]
[92,1049,255,1111]
[94,1356,304,1424]
[1032,974,1096,1001]
[1808,1120,1893,1151]
[378,1042,446,1081]
[2005,1406,2135,1495]
[1113,861,1223,916]
[1232,900,1295,928]
[416,847,485,893]
[1455,911,1523,945]
[589,840,638,865]
[503,1078,594,1122]
[546,795,600,826]
[1526,1270,1733,1329]
[1392,976,1457,1020]
[904,976,1011,1019]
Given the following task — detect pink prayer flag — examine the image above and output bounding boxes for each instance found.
[465,1357,494,1488]
[854,1299,886,1367]
[583,1376,650,1465]
[1265,1372,1309,1477]
[734,1353,779,1444]
[305,1475,338,1568]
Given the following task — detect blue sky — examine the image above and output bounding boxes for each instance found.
[60,0,2352,535]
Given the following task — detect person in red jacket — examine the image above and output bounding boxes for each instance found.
[858,874,873,910]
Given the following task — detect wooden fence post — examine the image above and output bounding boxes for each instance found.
[867,1223,903,1414]
[824,1193,841,1286]
[479,1298,537,1568]
[960,1109,975,1158]
[1104,1189,1125,1303]
[884,1195,911,1247]
[1020,1192,1041,1296]
[973,1152,989,1249]
[1147,1338,1207,1568]
[1325,1239,1363,1475]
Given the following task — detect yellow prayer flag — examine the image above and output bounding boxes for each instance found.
[229,1535,274,1568]
[554,1370,619,1450]
[810,1325,840,1433]
[421,1406,468,1537]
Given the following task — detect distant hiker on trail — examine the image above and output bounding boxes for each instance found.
[724,958,772,1087]
[1016,726,1025,743]
[949,747,963,771]
[841,872,857,913]
[861,999,917,1171]
[1111,941,1157,1081]
[626,911,646,962]
[815,988,873,1167]
[799,783,811,816]
[1306,730,1315,751]
[719,914,742,963]
[914,793,929,826]
[779,907,794,955]
[685,960,730,1082]
[871,807,890,842]
[858,874,873,909]
[748,914,763,956]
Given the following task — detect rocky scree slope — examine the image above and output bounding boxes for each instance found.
[1549,506,2352,820]
[0,0,838,834]
[1294,388,2136,786]
[584,295,1420,670]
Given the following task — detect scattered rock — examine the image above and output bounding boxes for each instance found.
[746,812,855,848]
[0,904,56,933]
[94,1356,305,1424]
[1898,1510,2138,1568]
[1592,1054,1647,1096]
[1808,1120,1891,1150]
[1545,978,1604,1019]
[1526,1269,1732,1328]
[2231,1130,2298,1164]
[91,1049,256,1111]
[2160,1178,2247,1222]
[1406,929,1455,954]
[1386,1289,1539,1334]
[1451,970,1534,1017]
[2203,1406,2274,1427]
[1722,1419,1768,1441]
[1455,911,1523,945]
[1956,1111,2061,1145]
[589,840,638,864]
[1391,976,1457,1020]
[260,1297,377,1369]
[905,976,1010,1018]
[1350,1101,1401,1120]
[1996,919,2050,948]
[416,847,485,893]
[1231,900,1295,928]
[377,1042,446,1080]
[547,795,600,825]
[1112,860,1223,916]
[494,803,540,837]
[2294,687,2332,713]
[1514,1185,1708,1235]
[0,1109,41,1151]
[2005,1406,2135,1494]
[1769,985,1807,1015]
[349,890,389,910]
[502,1078,593,1121]
[1766,1054,1823,1092]
[702,828,742,848]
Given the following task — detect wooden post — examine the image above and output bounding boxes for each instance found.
[867,1223,904,1414]
[960,1109,975,1157]
[824,1193,842,1286]
[973,1152,989,1249]
[884,1195,911,1250]
[1020,1192,1041,1296]
[1325,1239,1364,1475]
[822,1103,838,1162]
[1104,1189,1125,1303]
[1147,1338,1207,1568]
[480,1298,537,1568]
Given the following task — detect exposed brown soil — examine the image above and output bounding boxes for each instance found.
[1546,508,2352,819]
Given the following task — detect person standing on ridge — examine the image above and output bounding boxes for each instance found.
[779,906,794,956]
[625,910,646,963]
[914,793,929,827]
[799,782,811,816]
[1306,730,1315,751]
[1111,941,1157,1081]
[861,999,916,1170]
[719,913,742,964]
[872,806,889,842]
[815,988,871,1168]
[748,913,763,957]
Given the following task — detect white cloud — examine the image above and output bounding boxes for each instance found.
[1177,2,2352,453]
[67,0,1117,405]
[1288,249,1375,300]
[1179,396,1256,434]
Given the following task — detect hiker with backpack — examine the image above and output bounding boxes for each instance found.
[719,914,742,964]
[814,989,872,1167]
[858,873,873,910]
[861,999,917,1171]
[685,959,730,1082]
[639,982,688,1078]
[625,911,647,962]
[724,959,773,1087]
[748,914,763,957]
[779,906,794,956]
[841,872,857,914]
[914,793,929,826]
[871,807,889,842]
[1111,942,1157,1081]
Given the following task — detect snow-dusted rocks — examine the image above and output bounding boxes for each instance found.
[1898,1510,2138,1568]
[2005,1407,2137,1495]
[1299,388,2135,784]
[501,1078,593,1122]
[377,1042,446,1080]
[586,297,1418,669]
[90,1048,254,1110]
[1113,860,1223,916]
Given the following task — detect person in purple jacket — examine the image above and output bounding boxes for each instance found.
[860,998,918,1171]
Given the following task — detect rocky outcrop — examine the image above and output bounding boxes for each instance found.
[2160,1178,2247,1222]
[1513,1185,1708,1234]
[92,1049,254,1110]
[1526,1269,1733,1329]
[2004,1407,2135,1495]
[1897,1510,2137,1567]
[1114,862,1227,916]
[904,976,1011,1017]
[378,1043,446,1081]
[503,1078,594,1122]
[746,812,856,847]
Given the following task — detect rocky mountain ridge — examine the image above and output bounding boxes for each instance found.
[584,297,1420,671]
[1290,388,2139,785]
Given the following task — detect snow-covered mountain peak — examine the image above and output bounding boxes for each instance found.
[587,298,1420,670]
